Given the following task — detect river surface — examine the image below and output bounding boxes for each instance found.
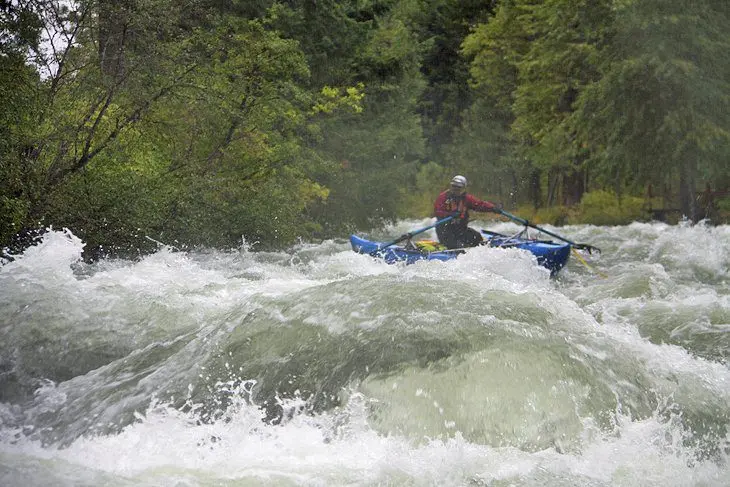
[0,220,728,486]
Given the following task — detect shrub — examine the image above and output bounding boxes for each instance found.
[572,190,648,225]
[714,196,730,224]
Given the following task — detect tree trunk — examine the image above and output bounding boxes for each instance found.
[546,168,559,207]
[529,168,542,208]
[98,0,135,80]
[562,166,585,206]
[678,158,698,222]
[510,170,519,207]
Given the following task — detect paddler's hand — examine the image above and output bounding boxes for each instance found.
[487,202,503,213]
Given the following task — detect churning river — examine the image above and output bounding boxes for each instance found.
[0,220,728,486]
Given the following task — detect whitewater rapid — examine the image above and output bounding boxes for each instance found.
[0,220,728,486]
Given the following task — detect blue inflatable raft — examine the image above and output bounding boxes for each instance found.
[350,229,571,275]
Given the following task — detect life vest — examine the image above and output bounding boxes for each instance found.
[441,193,468,220]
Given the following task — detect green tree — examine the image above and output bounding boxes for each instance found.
[571,0,730,220]
[413,0,495,158]
[0,1,44,247]
[41,12,361,252]
[266,0,387,87]
[306,0,429,230]
[1,1,361,254]
[461,0,614,208]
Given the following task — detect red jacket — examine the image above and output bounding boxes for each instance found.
[434,190,497,221]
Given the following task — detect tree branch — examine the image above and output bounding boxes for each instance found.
[45,63,199,188]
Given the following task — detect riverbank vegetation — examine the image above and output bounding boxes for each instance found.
[2,0,728,257]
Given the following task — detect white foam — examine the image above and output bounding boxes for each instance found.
[2,389,727,486]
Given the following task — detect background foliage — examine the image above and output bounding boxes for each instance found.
[1,0,728,258]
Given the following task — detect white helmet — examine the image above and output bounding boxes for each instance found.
[450,175,467,188]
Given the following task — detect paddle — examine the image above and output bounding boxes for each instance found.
[373,215,455,253]
[496,209,601,254]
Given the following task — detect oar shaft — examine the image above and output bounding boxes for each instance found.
[498,209,578,246]
[377,215,454,251]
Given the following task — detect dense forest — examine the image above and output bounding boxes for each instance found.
[2,0,728,258]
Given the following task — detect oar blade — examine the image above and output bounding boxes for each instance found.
[572,243,601,254]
